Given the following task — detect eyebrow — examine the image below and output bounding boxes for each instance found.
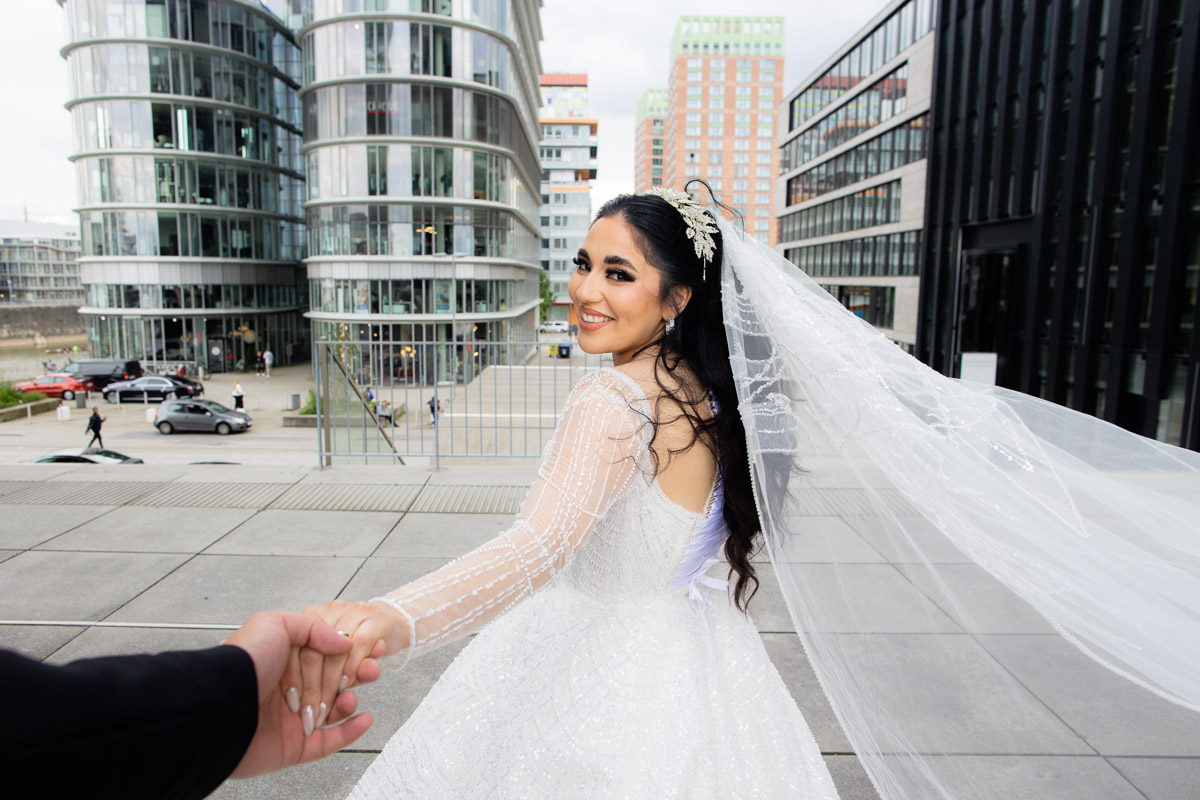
[576,248,640,274]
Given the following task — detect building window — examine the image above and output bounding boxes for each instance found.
[784,113,929,205]
[784,63,911,166]
[778,179,903,241]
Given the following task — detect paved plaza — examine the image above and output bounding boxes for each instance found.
[1,375,1197,799]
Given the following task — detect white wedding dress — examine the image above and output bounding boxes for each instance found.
[348,367,839,799]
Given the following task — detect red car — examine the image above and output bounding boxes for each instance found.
[15,373,95,400]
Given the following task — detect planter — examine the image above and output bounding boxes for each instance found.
[0,398,61,423]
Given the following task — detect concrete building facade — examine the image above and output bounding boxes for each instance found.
[633,88,667,192]
[661,16,785,245]
[538,73,596,320]
[776,0,934,349]
[299,0,545,384]
[0,221,84,306]
[60,0,308,372]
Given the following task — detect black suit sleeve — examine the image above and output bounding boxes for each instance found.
[0,644,258,800]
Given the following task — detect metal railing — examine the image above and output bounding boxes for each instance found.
[313,338,612,467]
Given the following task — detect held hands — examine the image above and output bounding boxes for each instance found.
[281,600,407,737]
[223,610,378,779]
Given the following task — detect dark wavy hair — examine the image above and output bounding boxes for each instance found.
[594,183,760,610]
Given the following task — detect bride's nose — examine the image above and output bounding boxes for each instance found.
[573,270,603,304]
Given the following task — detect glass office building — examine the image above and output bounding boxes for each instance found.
[61,0,308,372]
[919,0,1199,449]
[776,0,934,348]
[299,0,544,384]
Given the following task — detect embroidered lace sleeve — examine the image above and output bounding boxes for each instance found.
[371,369,650,666]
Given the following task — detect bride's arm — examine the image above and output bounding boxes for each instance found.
[289,370,650,728]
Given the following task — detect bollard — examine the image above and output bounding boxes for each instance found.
[27,404,32,424]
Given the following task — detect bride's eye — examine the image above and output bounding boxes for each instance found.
[572,257,589,271]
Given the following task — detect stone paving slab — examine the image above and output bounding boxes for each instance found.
[373,512,510,558]
[1108,757,1200,800]
[106,554,364,625]
[0,503,114,549]
[829,632,1094,755]
[930,755,1145,798]
[0,550,188,621]
[212,752,377,799]
[0,624,87,660]
[207,509,401,558]
[981,635,1200,757]
[45,625,229,665]
[37,505,256,554]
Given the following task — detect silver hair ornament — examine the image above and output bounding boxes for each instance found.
[648,187,717,281]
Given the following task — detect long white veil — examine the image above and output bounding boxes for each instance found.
[717,216,1200,798]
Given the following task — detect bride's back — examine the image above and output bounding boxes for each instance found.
[615,356,718,516]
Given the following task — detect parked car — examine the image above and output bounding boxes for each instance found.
[59,358,143,389]
[34,447,143,465]
[14,374,94,400]
[154,399,251,435]
[103,375,204,404]
[538,320,569,333]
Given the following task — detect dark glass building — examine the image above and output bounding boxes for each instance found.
[919,0,1200,448]
[61,0,308,372]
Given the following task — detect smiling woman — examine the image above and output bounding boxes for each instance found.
[568,215,685,365]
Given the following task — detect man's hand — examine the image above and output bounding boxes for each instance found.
[224,611,380,779]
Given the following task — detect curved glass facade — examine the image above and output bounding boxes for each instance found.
[62,0,307,372]
[300,0,544,370]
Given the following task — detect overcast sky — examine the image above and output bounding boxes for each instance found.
[0,0,890,226]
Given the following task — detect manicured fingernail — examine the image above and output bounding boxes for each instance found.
[338,675,349,694]
[302,705,314,737]
[286,687,300,714]
[317,701,328,728]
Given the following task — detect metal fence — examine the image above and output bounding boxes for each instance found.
[313,339,612,467]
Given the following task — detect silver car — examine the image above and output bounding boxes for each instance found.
[154,399,251,435]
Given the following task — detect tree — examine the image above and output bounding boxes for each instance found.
[538,271,555,321]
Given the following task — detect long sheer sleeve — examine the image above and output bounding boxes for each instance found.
[371,369,650,666]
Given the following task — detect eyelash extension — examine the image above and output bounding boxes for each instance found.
[572,256,586,268]
[605,269,632,282]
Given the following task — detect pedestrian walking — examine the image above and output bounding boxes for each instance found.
[85,407,106,449]
[254,351,265,376]
[427,395,441,427]
[232,379,245,411]
[263,348,274,378]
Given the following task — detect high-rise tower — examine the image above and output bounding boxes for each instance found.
[299,0,545,383]
[539,73,596,321]
[60,0,308,372]
[661,16,784,244]
[633,89,667,192]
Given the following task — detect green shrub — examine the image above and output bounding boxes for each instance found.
[299,388,317,415]
[0,383,46,410]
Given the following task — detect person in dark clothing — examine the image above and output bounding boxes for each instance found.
[86,407,106,448]
[427,395,441,427]
[0,610,379,800]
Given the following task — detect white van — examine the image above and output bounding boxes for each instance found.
[538,320,569,333]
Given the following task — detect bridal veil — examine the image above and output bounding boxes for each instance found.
[717,215,1200,798]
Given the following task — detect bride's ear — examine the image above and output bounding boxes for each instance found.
[665,285,692,321]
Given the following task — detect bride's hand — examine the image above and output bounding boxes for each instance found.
[283,600,405,734]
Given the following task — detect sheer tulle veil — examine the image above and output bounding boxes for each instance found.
[716,215,1200,798]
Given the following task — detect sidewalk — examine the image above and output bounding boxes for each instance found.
[0,457,1196,798]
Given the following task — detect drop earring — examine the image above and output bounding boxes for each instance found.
[665,318,676,335]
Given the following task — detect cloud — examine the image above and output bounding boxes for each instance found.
[0,3,75,224]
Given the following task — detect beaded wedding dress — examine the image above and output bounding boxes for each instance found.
[347,368,839,799]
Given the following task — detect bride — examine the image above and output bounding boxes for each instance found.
[283,187,839,798]
[284,185,1200,799]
